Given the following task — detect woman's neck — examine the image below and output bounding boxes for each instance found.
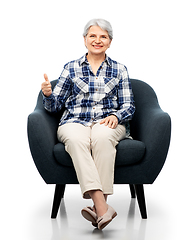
[86,52,106,65]
[86,53,105,75]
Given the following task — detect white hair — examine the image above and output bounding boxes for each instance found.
[83,19,113,40]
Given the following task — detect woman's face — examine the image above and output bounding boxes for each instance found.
[84,26,112,56]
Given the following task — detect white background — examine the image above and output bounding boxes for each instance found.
[1,0,191,239]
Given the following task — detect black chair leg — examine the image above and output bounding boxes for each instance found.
[51,184,66,219]
[134,184,147,219]
[61,184,66,199]
[129,184,136,198]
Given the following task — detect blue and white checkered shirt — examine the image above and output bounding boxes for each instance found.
[43,54,135,127]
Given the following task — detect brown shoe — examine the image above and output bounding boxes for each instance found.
[81,206,98,227]
[97,205,117,230]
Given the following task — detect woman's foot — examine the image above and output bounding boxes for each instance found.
[95,203,108,219]
[97,205,117,230]
[81,206,98,227]
[88,190,108,218]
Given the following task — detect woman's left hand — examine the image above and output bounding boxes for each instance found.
[100,115,118,129]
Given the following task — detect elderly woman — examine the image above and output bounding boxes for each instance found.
[41,19,135,230]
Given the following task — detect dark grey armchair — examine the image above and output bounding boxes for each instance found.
[27,79,171,219]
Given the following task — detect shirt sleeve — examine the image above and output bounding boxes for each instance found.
[43,65,72,113]
[111,66,135,123]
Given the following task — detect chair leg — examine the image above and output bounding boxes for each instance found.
[61,184,66,199]
[129,184,136,198]
[134,184,147,219]
[51,184,66,219]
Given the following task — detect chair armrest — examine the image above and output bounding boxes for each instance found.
[28,108,58,148]
[134,107,171,182]
[27,108,60,182]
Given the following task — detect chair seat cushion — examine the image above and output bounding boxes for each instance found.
[115,139,145,166]
[53,139,145,167]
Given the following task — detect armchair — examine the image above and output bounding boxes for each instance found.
[27,79,171,219]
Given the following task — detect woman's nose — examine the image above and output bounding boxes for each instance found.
[95,37,101,43]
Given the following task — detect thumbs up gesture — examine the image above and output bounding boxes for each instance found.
[41,73,52,97]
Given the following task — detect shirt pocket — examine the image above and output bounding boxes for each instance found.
[72,77,89,95]
[104,77,119,95]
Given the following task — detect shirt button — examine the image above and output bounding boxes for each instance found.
[96,89,98,91]
[96,77,98,79]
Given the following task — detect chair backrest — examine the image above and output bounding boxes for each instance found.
[129,79,161,139]
[130,79,159,109]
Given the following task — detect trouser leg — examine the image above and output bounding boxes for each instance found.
[57,123,103,199]
[91,123,126,195]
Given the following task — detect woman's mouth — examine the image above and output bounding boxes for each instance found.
[93,45,103,49]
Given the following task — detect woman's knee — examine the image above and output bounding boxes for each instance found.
[91,123,126,147]
[57,123,90,144]
[91,124,116,146]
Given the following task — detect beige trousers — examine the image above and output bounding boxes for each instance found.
[57,122,126,199]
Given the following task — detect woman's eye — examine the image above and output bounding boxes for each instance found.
[90,35,95,38]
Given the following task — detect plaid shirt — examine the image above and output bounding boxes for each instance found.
[43,54,135,127]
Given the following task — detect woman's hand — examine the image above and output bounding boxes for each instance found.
[100,115,118,129]
[41,73,52,97]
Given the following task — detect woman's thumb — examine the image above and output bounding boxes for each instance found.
[44,73,49,82]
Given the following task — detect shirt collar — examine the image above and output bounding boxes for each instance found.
[79,53,112,67]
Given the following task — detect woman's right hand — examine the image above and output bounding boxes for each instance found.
[41,73,52,97]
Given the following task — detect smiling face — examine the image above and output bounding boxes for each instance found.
[84,25,112,56]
